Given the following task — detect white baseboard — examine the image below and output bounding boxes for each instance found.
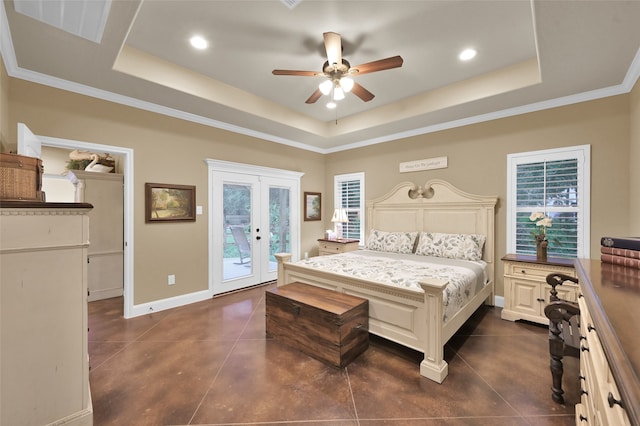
[494,295,505,308]
[128,289,213,318]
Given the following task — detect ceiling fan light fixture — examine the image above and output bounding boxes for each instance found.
[333,86,345,101]
[319,79,333,96]
[340,77,354,93]
[326,101,337,109]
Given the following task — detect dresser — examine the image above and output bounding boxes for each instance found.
[0,201,93,426]
[574,259,640,426]
[501,254,577,325]
[317,238,359,256]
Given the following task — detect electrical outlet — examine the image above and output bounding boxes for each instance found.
[168,274,176,285]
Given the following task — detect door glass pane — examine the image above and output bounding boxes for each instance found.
[223,183,252,280]
[269,187,290,272]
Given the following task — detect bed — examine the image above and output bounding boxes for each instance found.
[275,179,497,383]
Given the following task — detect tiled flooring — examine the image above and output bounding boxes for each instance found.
[88,283,579,425]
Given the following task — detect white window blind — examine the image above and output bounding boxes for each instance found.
[507,145,590,258]
[334,172,365,242]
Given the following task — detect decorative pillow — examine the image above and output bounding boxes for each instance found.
[415,232,486,261]
[366,229,418,254]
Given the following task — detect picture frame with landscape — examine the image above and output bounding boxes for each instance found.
[145,183,196,223]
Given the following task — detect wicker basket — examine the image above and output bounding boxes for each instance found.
[0,153,44,201]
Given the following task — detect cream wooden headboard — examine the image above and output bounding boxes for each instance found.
[365,179,498,284]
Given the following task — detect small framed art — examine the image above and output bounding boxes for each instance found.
[145,183,196,223]
[304,192,321,221]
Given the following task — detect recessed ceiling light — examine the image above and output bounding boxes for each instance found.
[190,35,208,50]
[459,48,477,61]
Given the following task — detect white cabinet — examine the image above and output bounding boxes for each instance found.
[0,201,93,425]
[67,170,123,301]
[501,254,577,325]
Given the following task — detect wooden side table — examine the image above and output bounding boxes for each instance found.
[317,238,360,256]
[501,253,577,325]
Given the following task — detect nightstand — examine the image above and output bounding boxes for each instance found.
[501,254,577,325]
[317,238,360,256]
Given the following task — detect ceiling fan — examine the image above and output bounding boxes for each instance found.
[272,32,403,106]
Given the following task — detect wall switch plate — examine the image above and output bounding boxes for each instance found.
[168,274,176,285]
[196,205,203,215]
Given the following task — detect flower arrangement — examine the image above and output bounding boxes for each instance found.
[530,211,552,243]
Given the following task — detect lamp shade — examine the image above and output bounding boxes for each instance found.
[319,79,333,95]
[331,208,348,223]
[340,77,354,92]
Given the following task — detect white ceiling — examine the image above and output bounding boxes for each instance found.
[2,0,640,153]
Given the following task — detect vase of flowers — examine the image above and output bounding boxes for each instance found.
[530,212,552,260]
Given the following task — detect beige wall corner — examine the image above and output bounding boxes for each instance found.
[630,78,640,235]
[0,55,9,152]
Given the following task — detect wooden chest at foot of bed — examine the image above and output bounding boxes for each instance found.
[266,282,369,368]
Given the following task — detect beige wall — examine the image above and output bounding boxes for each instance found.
[325,95,632,297]
[0,56,8,151]
[6,78,325,305]
[630,79,640,234]
[4,65,636,305]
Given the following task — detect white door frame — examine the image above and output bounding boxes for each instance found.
[205,159,303,294]
[39,136,135,318]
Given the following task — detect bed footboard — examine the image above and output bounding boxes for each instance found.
[275,252,451,383]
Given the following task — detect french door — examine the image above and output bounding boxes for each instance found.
[208,160,302,295]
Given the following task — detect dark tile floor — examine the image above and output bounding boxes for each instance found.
[88,283,579,425]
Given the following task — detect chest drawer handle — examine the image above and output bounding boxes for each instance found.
[536,298,545,302]
[520,270,526,274]
[580,345,589,353]
[579,414,588,422]
[607,392,625,409]
[587,324,596,333]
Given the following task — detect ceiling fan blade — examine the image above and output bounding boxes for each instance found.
[323,32,342,67]
[272,69,321,76]
[350,55,403,75]
[305,88,323,104]
[351,82,375,102]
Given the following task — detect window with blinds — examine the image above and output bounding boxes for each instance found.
[334,172,365,242]
[507,145,590,258]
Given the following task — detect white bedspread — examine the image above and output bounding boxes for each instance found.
[294,250,488,322]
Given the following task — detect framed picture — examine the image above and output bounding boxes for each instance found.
[304,192,321,221]
[145,183,196,223]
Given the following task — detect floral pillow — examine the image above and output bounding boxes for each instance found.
[366,229,418,254]
[415,232,486,261]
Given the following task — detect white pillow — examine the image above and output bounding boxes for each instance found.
[366,229,418,254]
[415,232,486,261]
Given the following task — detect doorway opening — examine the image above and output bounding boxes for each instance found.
[33,130,135,318]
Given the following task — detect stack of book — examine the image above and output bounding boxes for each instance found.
[600,236,640,269]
